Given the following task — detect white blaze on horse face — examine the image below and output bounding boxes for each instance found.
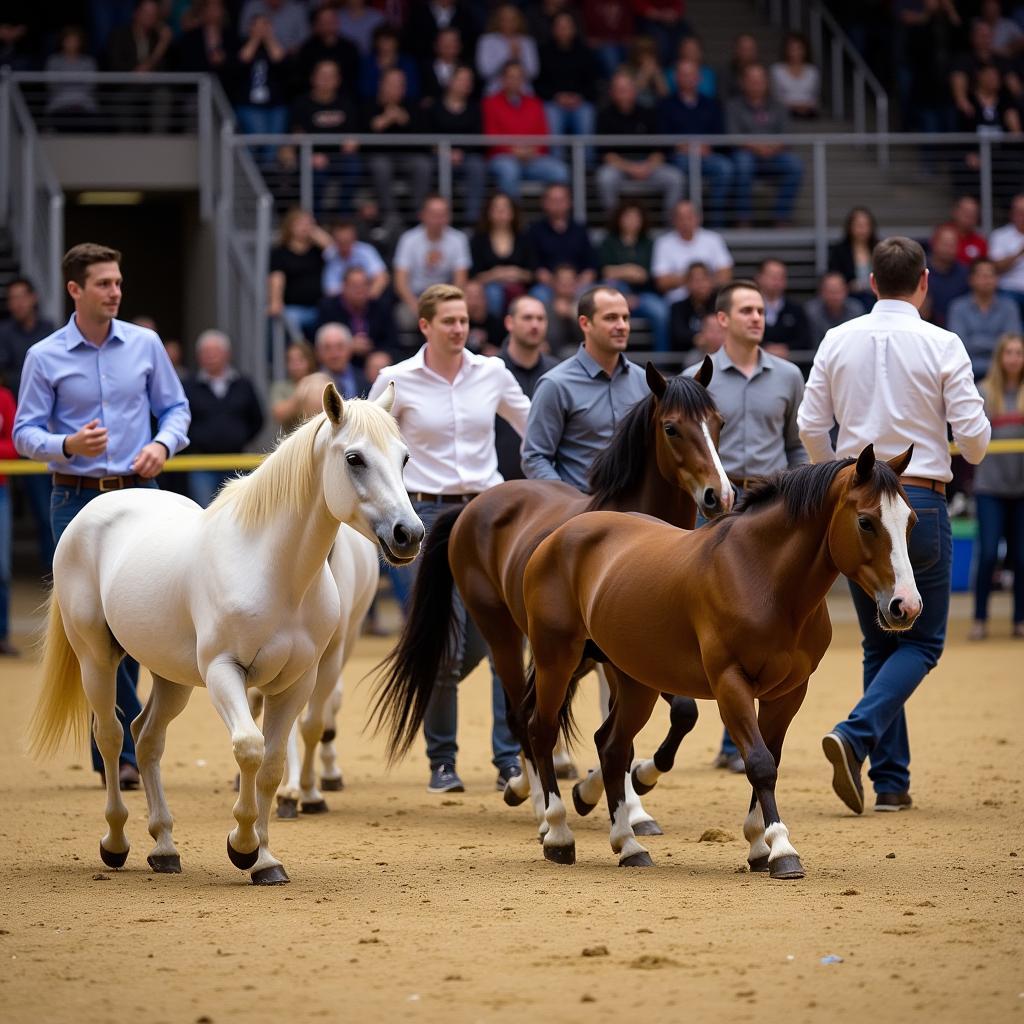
[701,420,733,512]
[880,493,921,617]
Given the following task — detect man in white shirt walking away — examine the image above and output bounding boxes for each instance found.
[798,237,991,814]
[369,284,531,794]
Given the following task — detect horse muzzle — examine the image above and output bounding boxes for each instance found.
[376,519,424,565]
[877,592,923,631]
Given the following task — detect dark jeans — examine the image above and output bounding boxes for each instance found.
[837,486,951,795]
[732,149,803,222]
[17,472,54,571]
[974,493,1024,624]
[51,480,159,772]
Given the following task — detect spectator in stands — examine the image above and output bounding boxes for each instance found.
[239,0,308,56]
[948,195,989,266]
[582,0,634,77]
[393,195,471,331]
[634,0,690,66]
[482,60,569,199]
[322,219,389,298]
[896,0,961,133]
[268,207,331,340]
[403,0,476,63]
[419,27,464,106]
[0,12,32,71]
[527,183,596,305]
[174,0,238,86]
[727,63,803,228]
[314,266,397,355]
[45,27,99,126]
[364,349,393,387]
[597,69,685,221]
[292,5,360,97]
[0,278,55,399]
[990,192,1024,310]
[527,0,576,45]
[803,272,864,347]
[949,257,1023,376]
[829,205,878,307]
[233,13,290,163]
[725,32,761,97]
[476,4,539,94]
[544,264,586,355]
[626,36,670,107]
[107,0,172,73]
[979,0,1024,58]
[465,280,506,354]
[756,257,811,359]
[0,377,15,654]
[957,63,1021,137]
[658,59,733,227]
[352,195,403,262]
[770,31,820,118]
[536,12,597,151]
[163,338,187,380]
[314,321,367,398]
[598,201,669,352]
[924,224,970,328]
[950,20,1022,125]
[652,200,733,305]
[365,67,433,219]
[664,34,719,99]
[285,60,361,217]
[183,329,264,508]
[269,339,317,433]
[668,262,718,353]
[338,0,385,58]
[424,64,487,225]
[692,310,726,360]
[470,192,536,317]
[359,24,420,102]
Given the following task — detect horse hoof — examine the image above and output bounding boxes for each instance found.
[300,799,329,815]
[630,765,656,796]
[768,855,805,880]
[554,763,579,781]
[748,855,770,873]
[571,781,596,817]
[320,728,336,744]
[251,864,290,886]
[320,776,344,792]
[631,819,663,837]
[276,796,298,820]
[619,850,655,868]
[503,781,528,807]
[147,853,181,874]
[226,837,259,870]
[99,843,129,869]
[543,842,576,865]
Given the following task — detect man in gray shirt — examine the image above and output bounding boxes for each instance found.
[947,257,1022,377]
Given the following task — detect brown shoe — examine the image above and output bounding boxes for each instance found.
[822,731,864,814]
[875,791,913,812]
[118,762,141,790]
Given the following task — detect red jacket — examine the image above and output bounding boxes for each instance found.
[0,387,17,487]
[482,91,550,157]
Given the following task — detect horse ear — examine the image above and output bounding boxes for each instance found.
[887,444,914,477]
[645,361,668,399]
[323,383,344,426]
[374,379,396,414]
[694,354,714,388]
[855,444,875,483]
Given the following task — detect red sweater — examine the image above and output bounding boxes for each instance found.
[0,387,17,487]
[482,92,550,157]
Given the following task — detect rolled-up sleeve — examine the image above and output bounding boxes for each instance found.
[496,366,531,437]
[12,348,70,463]
[521,377,566,481]
[148,339,191,455]
[797,337,838,463]
[943,344,991,465]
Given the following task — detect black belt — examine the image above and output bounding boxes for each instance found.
[408,492,479,504]
[53,472,144,492]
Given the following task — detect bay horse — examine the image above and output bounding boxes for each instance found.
[29,384,423,885]
[372,360,731,832]
[521,446,921,878]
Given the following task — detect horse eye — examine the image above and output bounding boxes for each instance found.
[663,423,678,437]
[346,452,365,468]
[858,516,874,533]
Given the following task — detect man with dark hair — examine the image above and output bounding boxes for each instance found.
[13,242,190,789]
[948,258,1022,377]
[527,183,597,305]
[314,266,397,355]
[803,272,863,347]
[756,257,810,358]
[799,236,991,815]
[923,224,969,329]
[0,278,55,398]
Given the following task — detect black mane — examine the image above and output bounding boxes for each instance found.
[586,374,719,507]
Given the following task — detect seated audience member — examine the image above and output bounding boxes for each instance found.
[45,26,99,124]
[174,0,237,85]
[419,27,464,106]
[947,195,988,266]
[482,60,569,200]
[979,0,1024,57]
[233,14,290,156]
[544,264,586,356]
[727,63,803,227]
[314,266,397,355]
[757,258,811,358]
[536,12,597,147]
[924,224,970,328]
[691,311,726,361]
[403,0,476,63]
[626,36,669,108]
[337,0,385,57]
[162,339,188,380]
[476,4,539,94]
[470,192,536,317]
[956,64,1021,175]
[269,339,318,432]
[949,258,1023,377]
[598,201,669,351]
[321,219,389,298]
[526,183,596,304]
[803,272,863,347]
[990,193,1024,310]
[364,349,394,388]
[652,200,733,305]
[950,20,1022,126]
[464,280,506,354]
[392,195,471,330]
[238,0,308,55]
[634,0,690,65]
[292,4,360,95]
[668,262,718,352]
[314,321,367,398]
[597,70,685,220]
[828,205,877,307]
[581,0,634,78]
[107,0,172,73]
[725,32,761,97]
[0,278,55,399]
[770,31,820,118]
[664,35,719,100]
[268,208,331,340]
[359,24,420,101]
[183,329,265,508]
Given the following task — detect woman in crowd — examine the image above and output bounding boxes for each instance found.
[970,332,1024,640]
[470,192,536,317]
[45,26,98,127]
[627,36,669,108]
[770,31,820,118]
[267,208,332,340]
[829,206,878,308]
[269,339,318,434]
[476,4,539,94]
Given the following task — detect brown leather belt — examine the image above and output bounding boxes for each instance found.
[53,472,144,492]
[900,475,946,495]
[727,474,760,491]
[408,491,479,504]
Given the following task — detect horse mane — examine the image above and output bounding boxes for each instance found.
[210,399,401,531]
[585,375,719,508]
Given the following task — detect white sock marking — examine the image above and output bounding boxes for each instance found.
[610,800,648,861]
[542,793,574,849]
[743,803,770,862]
[576,768,604,805]
[634,758,661,788]
[764,821,799,862]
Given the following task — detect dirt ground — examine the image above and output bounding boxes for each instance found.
[0,579,1020,1024]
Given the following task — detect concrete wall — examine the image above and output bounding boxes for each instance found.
[40,137,199,190]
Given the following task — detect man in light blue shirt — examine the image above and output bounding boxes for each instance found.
[14,242,190,787]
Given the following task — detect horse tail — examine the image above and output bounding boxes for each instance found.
[28,593,89,758]
[518,655,584,750]
[369,505,463,764]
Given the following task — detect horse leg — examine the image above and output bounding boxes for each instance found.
[293,632,342,815]
[274,723,301,819]
[131,674,192,873]
[632,694,700,794]
[571,709,611,817]
[319,681,344,791]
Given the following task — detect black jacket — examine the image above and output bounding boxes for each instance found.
[495,341,559,481]
[183,374,264,454]
[313,295,398,354]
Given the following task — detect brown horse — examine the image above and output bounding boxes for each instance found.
[371,361,730,832]
[520,445,921,878]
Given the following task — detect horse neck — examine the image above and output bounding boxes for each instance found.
[596,437,697,529]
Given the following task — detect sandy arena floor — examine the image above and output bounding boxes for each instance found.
[0,579,1020,1024]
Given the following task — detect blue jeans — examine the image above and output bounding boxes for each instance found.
[974,493,1024,624]
[17,473,54,571]
[489,154,569,200]
[313,152,362,217]
[544,101,596,161]
[731,149,803,222]
[0,485,10,640]
[235,104,288,165]
[51,480,159,772]
[670,152,734,228]
[283,304,319,341]
[188,469,231,509]
[483,282,509,317]
[395,498,521,770]
[453,153,487,225]
[836,486,952,795]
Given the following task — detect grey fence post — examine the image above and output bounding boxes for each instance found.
[979,138,993,237]
[813,140,828,275]
[20,135,34,283]
[47,191,64,324]
[197,75,213,221]
[831,37,843,120]
[299,140,314,212]
[437,138,453,205]
[688,143,701,207]
[571,140,586,223]
[0,76,9,226]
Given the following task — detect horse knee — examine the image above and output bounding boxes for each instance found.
[744,747,777,791]
[669,696,699,733]
[233,732,264,773]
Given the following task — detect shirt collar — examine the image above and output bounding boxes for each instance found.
[715,345,768,373]
[574,345,629,380]
[871,299,921,318]
[64,314,124,350]
[410,344,486,375]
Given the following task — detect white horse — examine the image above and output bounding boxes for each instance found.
[29,383,422,885]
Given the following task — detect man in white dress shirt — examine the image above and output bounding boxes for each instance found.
[368,283,531,794]
[798,237,991,815]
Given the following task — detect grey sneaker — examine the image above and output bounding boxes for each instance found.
[495,762,522,791]
[427,764,464,794]
[712,751,746,773]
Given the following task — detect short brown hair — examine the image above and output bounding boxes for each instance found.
[418,283,465,322]
[715,279,762,315]
[62,243,121,287]
[871,236,926,297]
[578,285,624,321]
